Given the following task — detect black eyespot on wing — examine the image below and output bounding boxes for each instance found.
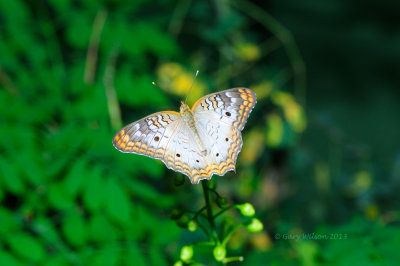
[216,153,219,157]
[196,159,199,163]
[225,111,231,116]
[176,153,181,157]
[225,138,228,142]
[154,136,160,141]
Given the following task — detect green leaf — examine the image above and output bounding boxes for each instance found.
[122,241,147,266]
[12,151,44,185]
[0,159,25,194]
[8,233,45,262]
[42,255,70,266]
[47,183,74,209]
[124,178,165,204]
[135,23,178,56]
[0,250,23,266]
[48,0,71,12]
[87,244,120,266]
[115,71,169,108]
[0,208,18,237]
[88,214,117,242]
[105,178,131,226]
[294,241,318,266]
[149,246,167,266]
[65,10,91,48]
[0,0,30,25]
[63,159,86,197]
[83,166,105,212]
[32,217,62,244]
[62,213,87,247]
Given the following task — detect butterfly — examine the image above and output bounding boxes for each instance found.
[113,88,257,184]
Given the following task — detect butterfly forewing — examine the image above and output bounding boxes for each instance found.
[192,88,257,131]
[112,111,181,158]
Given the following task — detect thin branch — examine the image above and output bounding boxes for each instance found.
[0,66,19,96]
[85,9,107,85]
[232,0,307,106]
[103,45,122,131]
[167,0,193,37]
[213,205,236,220]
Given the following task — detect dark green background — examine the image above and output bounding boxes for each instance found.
[1,0,399,265]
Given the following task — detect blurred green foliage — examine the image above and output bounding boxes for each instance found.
[1,0,400,265]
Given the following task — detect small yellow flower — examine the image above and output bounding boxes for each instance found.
[172,75,193,95]
[250,232,272,251]
[240,129,264,164]
[272,91,306,132]
[157,62,205,105]
[265,113,283,147]
[235,43,261,61]
[365,204,379,220]
[350,171,372,195]
[251,81,273,100]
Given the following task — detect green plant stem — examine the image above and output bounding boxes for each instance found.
[222,223,244,246]
[193,206,207,219]
[213,205,236,219]
[201,180,219,243]
[223,256,244,263]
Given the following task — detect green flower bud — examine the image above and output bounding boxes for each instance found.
[188,220,198,232]
[176,214,190,228]
[213,245,226,262]
[180,245,193,262]
[173,261,183,266]
[174,175,185,186]
[246,218,264,233]
[238,203,255,216]
[169,208,183,220]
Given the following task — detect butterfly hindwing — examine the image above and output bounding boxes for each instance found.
[162,122,210,181]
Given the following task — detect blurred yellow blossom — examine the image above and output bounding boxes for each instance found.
[172,75,193,95]
[365,204,379,220]
[235,43,261,61]
[251,81,273,100]
[240,129,264,165]
[250,232,273,251]
[348,170,372,196]
[272,91,306,133]
[227,227,247,250]
[157,62,206,105]
[265,113,283,147]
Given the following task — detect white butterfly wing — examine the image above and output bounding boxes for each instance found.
[113,111,181,159]
[162,122,211,180]
[113,111,210,182]
[191,88,257,183]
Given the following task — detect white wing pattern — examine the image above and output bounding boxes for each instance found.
[113,88,257,184]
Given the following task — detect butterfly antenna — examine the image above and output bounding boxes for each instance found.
[152,81,180,103]
[185,70,199,104]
